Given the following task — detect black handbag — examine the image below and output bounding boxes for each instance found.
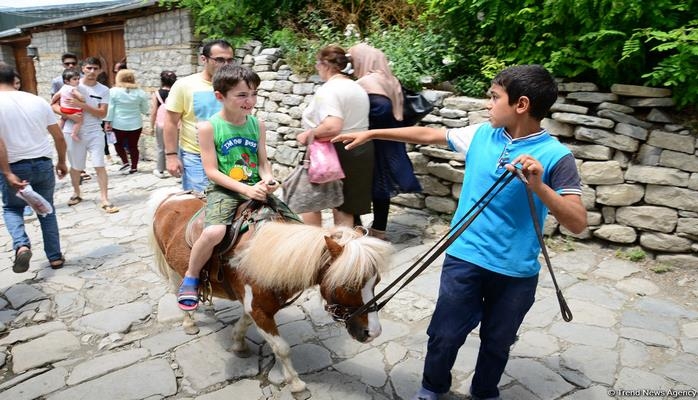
[402,85,434,126]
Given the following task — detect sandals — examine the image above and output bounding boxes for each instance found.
[101,203,119,214]
[50,257,65,270]
[13,247,32,273]
[79,171,91,185]
[67,196,82,206]
[177,277,200,311]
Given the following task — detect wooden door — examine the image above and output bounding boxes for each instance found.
[82,25,125,86]
[11,37,37,94]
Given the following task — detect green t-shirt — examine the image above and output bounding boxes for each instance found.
[210,114,261,185]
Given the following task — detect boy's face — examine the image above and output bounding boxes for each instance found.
[81,63,101,80]
[216,81,257,115]
[486,84,517,129]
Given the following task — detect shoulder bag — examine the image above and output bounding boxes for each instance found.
[402,85,434,126]
[282,151,344,214]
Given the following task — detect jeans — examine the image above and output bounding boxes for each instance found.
[0,157,62,262]
[181,150,208,193]
[422,254,537,398]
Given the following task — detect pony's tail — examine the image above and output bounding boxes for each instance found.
[147,187,182,287]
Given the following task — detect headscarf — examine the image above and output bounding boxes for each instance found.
[349,43,404,121]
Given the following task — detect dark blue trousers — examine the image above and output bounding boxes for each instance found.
[422,254,537,398]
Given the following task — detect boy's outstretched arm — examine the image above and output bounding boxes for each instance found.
[507,155,587,234]
[332,126,448,150]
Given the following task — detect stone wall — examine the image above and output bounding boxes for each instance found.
[233,44,698,267]
[23,8,194,102]
[124,8,197,89]
[30,28,81,99]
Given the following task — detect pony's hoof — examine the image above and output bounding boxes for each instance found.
[232,347,253,358]
[183,316,200,335]
[289,380,306,393]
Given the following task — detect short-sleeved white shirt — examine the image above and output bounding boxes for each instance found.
[0,91,57,163]
[302,77,369,132]
[63,80,109,136]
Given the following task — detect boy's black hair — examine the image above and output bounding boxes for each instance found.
[201,39,233,57]
[492,65,558,120]
[0,62,17,84]
[62,68,81,83]
[82,57,102,68]
[61,52,78,62]
[213,64,260,95]
[160,70,177,87]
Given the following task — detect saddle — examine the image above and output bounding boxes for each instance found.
[184,198,290,304]
[185,199,282,256]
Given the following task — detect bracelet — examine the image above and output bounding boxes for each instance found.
[165,152,178,156]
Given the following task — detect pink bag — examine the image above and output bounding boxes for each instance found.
[307,140,345,184]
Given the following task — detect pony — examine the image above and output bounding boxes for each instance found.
[147,188,393,392]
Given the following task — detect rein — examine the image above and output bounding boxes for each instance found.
[345,168,573,323]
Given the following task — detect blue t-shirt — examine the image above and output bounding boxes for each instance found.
[446,122,582,277]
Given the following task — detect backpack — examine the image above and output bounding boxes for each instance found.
[154,90,168,129]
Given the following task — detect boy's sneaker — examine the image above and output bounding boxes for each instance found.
[152,170,167,179]
[118,163,131,174]
[411,387,439,400]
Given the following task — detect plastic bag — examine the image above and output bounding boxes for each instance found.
[307,140,345,184]
[16,184,53,217]
[106,130,117,144]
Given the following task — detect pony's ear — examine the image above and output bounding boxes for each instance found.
[324,235,344,258]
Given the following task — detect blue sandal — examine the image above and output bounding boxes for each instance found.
[177,277,200,311]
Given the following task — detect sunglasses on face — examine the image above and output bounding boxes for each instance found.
[64,62,77,67]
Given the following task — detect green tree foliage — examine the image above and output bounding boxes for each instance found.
[623,20,698,108]
[159,0,309,44]
[423,0,697,106]
[162,0,697,107]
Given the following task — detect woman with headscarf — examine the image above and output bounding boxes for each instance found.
[349,43,422,239]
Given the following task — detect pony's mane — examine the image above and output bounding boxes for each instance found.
[236,222,393,292]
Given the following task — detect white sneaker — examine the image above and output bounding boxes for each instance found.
[118,163,131,175]
[152,170,167,179]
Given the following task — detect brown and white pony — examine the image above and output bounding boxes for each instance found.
[147,189,393,392]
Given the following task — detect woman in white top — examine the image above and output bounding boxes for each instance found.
[296,44,373,227]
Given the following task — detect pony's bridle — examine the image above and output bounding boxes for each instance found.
[325,302,380,323]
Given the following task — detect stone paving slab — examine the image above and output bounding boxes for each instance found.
[0,159,697,399]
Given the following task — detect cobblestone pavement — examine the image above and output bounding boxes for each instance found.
[1,158,697,400]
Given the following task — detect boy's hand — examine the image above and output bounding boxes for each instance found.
[507,155,543,189]
[245,181,269,201]
[332,131,370,150]
[265,179,279,194]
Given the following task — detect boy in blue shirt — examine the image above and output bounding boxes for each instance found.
[333,65,587,400]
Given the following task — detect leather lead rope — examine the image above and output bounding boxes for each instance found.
[346,171,517,322]
[519,171,573,322]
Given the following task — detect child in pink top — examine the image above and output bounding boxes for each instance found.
[51,68,84,141]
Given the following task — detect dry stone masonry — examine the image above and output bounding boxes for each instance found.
[233,44,697,267]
